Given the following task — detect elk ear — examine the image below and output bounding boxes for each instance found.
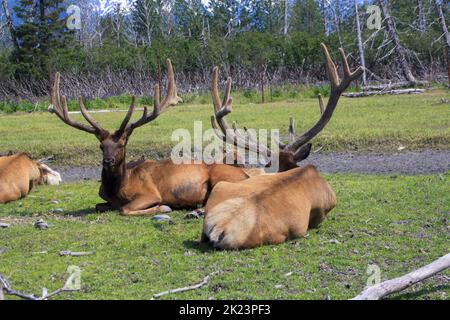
[293,143,312,162]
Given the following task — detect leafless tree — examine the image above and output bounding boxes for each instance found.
[321,0,330,37]
[1,0,16,48]
[435,0,450,86]
[354,0,367,86]
[377,0,417,84]
[283,0,289,36]
[417,0,427,33]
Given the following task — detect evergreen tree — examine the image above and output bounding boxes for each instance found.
[172,0,206,38]
[12,0,75,79]
[290,0,323,35]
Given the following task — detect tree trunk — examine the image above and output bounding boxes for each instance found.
[260,63,265,104]
[283,0,289,36]
[378,0,417,84]
[322,0,329,37]
[1,0,18,48]
[417,0,426,33]
[355,1,367,86]
[435,0,450,86]
[333,1,343,48]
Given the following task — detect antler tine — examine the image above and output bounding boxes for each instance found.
[116,97,136,135]
[124,60,180,135]
[318,94,325,114]
[158,59,182,112]
[338,48,364,86]
[284,43,362,152]
[288,117,295,144]
[49,72,106,137]
[211,67,271,157]
[320,43,339,92]
[79,97,107,133]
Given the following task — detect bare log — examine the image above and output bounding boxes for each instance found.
[352,253,450,300]
[344,88,426,97]
[363,81,428,91]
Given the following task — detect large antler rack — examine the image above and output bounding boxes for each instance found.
[49,59,182,140]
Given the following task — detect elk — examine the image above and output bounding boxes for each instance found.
[201,44,363,249]
[0,153,62,204]
[49,60,260,216]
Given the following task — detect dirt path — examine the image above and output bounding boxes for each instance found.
[57,150,450,183]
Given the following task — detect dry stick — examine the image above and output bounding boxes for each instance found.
[352,253,450,300]
[153,272,218,299]
[0,272,80,300]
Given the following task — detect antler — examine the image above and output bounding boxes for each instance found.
[49,59,181,139]
[119,59,182,137]
[49,72,107,139]
[210,43,362,165]
[284,43,363,152]
[210,67,271,157]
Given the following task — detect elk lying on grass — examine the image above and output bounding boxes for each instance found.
[49,60,260,216]
[0,153,62,204]
[201,44,363,249]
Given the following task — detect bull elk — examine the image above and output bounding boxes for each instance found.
[0,153,62,204]
[201,44,363,249]
[49,60,260,216]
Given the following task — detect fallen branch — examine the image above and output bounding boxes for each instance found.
[343,88,425,98]
[0,272,80,300]
[59,250,95,257]
[352,253,450,300]
[153,271,219,299]
[363,81,428,91]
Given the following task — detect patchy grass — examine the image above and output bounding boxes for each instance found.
[0,89,449,166]
[0,172,448,300]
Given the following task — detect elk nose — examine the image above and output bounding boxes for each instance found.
[103,158,115,167]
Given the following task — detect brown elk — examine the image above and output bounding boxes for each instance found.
[49,60,260,216]
[0,153,62,204]
[201,44,363,249]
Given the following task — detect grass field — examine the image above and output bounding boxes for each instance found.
[0,173,449,300]
[0,89,449,300]
[0,89,449,166]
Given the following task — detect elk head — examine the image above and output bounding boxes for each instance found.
[37,162,62,185]
[211,43,363,172]
[49,59,182,171]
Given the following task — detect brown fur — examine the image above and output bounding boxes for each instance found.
[97,156,256,216]
[0,153,61,204]
[201,165,336,249]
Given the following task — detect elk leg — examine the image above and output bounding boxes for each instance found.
[186,208,205,219]
[95,202,114,213]
[120,197,171,217]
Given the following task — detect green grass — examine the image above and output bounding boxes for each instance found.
[0,89,449,166]
[0,172,448,300]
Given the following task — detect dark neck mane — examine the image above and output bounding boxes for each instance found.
[101,158,127,198]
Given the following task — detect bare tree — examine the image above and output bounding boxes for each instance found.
[435,0,450,86]
[1,0,17,48]
[332,0,344,48]
[322,0,330,36]
[355,0,367,86]
[283,0,289,36]
[377,0,417,84]
[417,0,427,33]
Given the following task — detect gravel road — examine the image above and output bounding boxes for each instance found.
[56,150,450,183]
